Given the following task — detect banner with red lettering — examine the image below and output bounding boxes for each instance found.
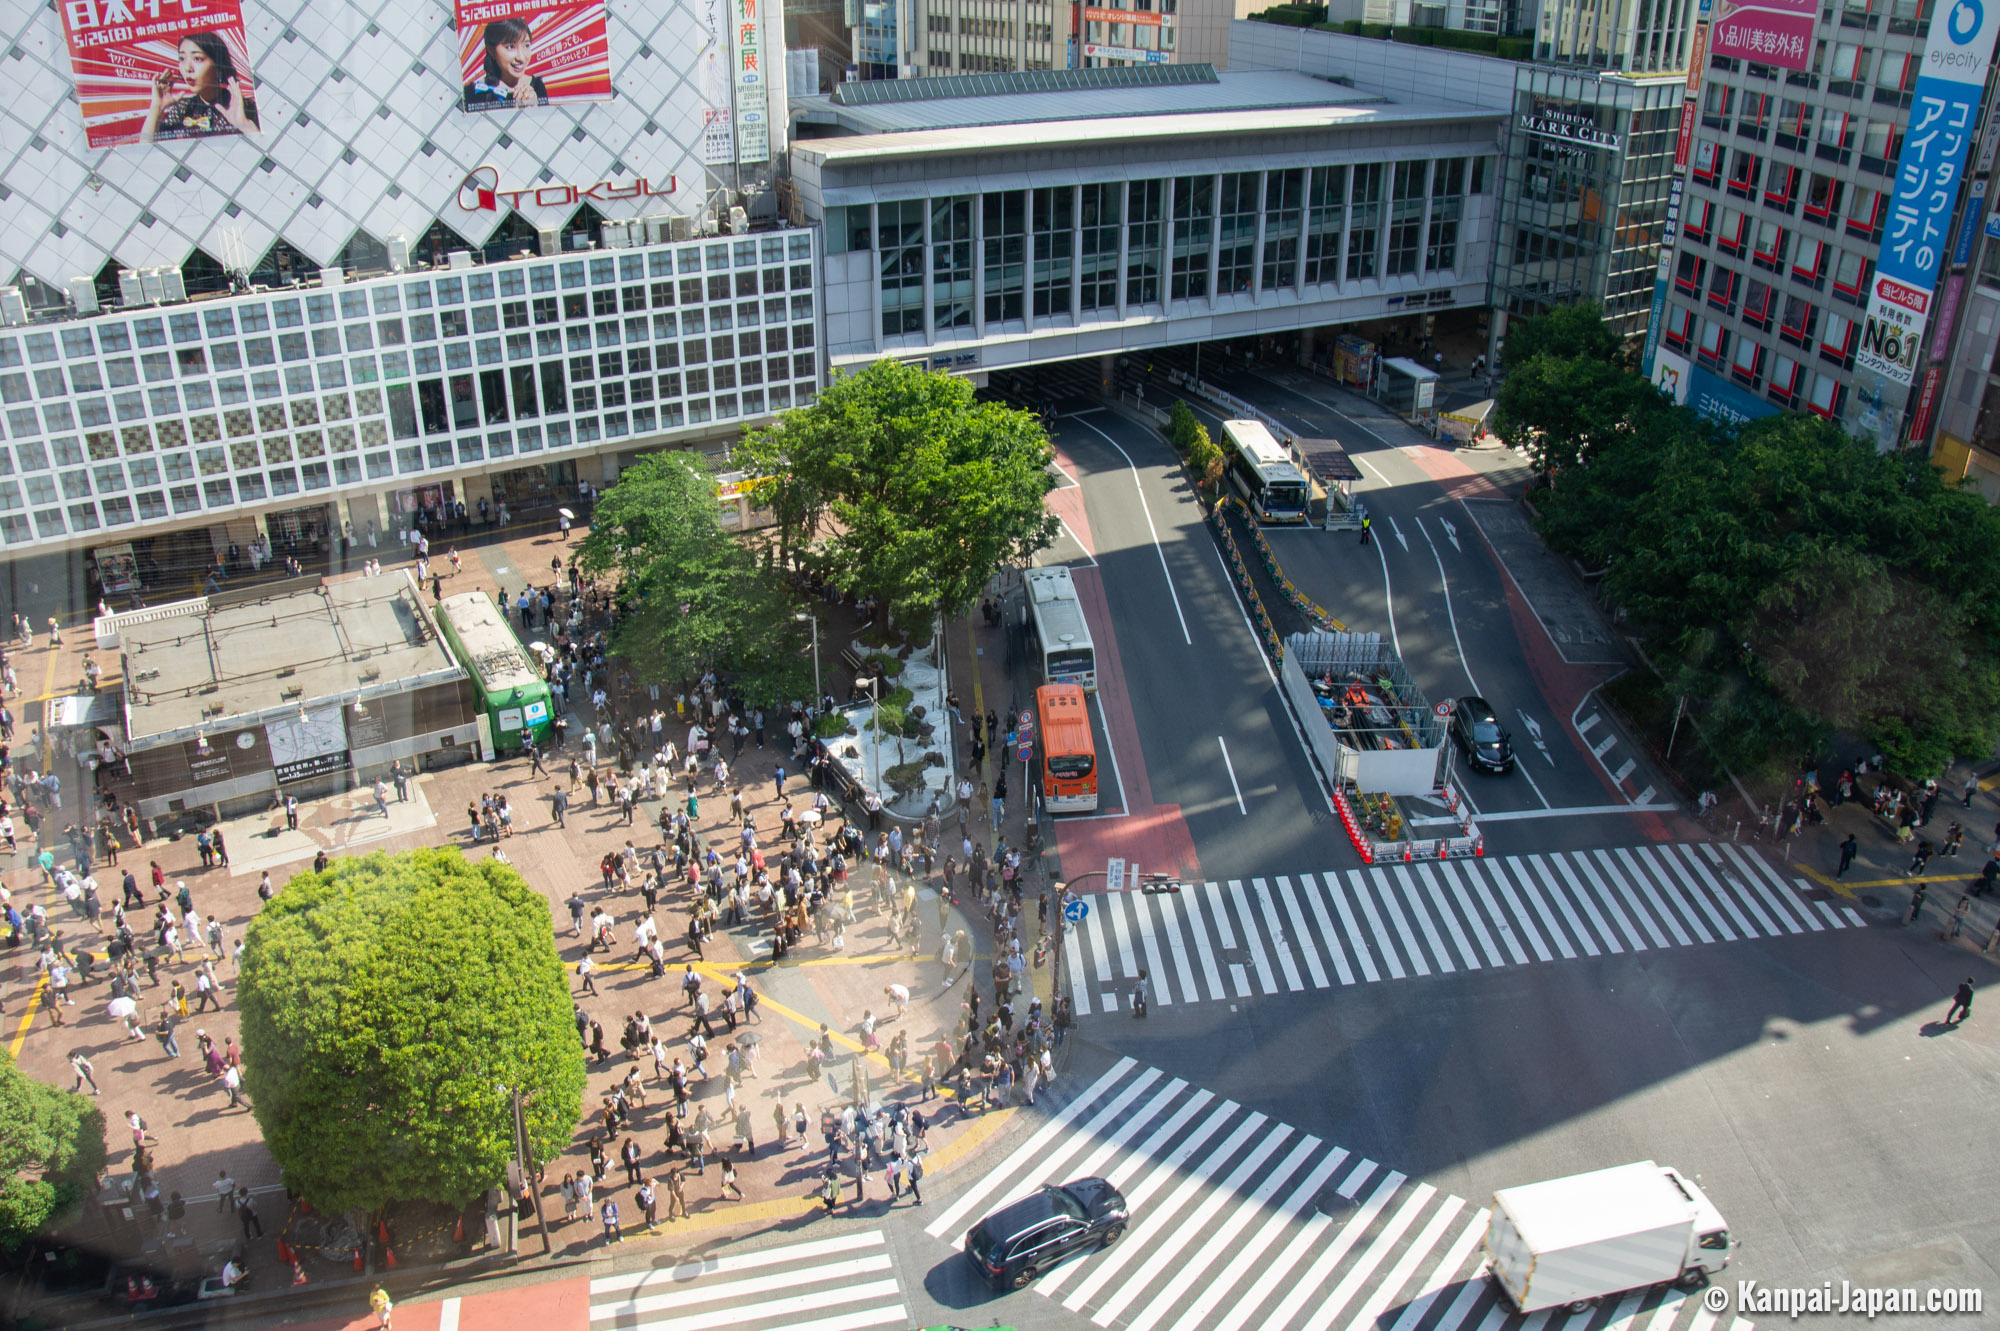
[456,0,613,114]
[58,0,263,150]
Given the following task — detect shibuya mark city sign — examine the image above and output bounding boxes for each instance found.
[1518,107,1621,151]
[456,165,675,211]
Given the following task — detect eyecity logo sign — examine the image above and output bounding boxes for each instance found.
[455,164,675,211]
[1949,0,1983,45]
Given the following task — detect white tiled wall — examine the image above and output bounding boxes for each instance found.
[1,0,722,292]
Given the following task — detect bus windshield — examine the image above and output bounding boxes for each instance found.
[1049,648,1095,675]
[1266,481,1308,512]
[1049,754,1095,779]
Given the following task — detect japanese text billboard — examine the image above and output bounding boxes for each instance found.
[58,0,263,149]
[456,0,612,114]
[1858,0,1999,385]
[1709,0,1815,70]
[732,0,770,163]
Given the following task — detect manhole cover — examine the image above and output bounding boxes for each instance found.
[1860,894,1884,910]
[1220,947,1247,965]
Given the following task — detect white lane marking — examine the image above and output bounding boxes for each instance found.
[1218,736,1247,815]
[1073,416,1191,645]
[1088,690,1131,817]
[439,1298,460,1331]
[590,1232,888,1295]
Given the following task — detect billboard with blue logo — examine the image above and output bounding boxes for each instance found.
[1856,0,2000,387]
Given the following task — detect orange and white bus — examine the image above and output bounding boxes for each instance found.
[1036,683,1098,813]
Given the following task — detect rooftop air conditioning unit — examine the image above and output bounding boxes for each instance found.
[319,267,345,287]
[69,277,100,314]
[536,225,559,256]
[0,288,25,327]
[729,206,749,235]
[118,269,146,306]
[669,215,693,242]
[447,250,474,270]
[159,268,187,302]
[386,234,411,271]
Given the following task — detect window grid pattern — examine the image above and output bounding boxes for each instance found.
[0,234,818,546]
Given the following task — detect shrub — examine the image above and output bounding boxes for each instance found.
[814,713,852,738]
[1497,35,1534,58]
[1167,399,1201,456]
[1391,26,1436,43]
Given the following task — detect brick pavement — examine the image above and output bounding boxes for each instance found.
[1,516,1064,1301]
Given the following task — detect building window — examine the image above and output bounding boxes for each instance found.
[1819,311,1858,365]
[1779,295,1818,349]
[1347,163,1383,281]
[1303,165,1347,286]
[1661,306,1694,350]
[983,191,1025,323]
[1170,175,1214,300]
[1080,183,1122,313]
[1804,173,1843,222]
[1684,199,1715,244]
[1707,265,1739,313]
[1674,251,1706,296]
[1743,279,1777,329]
[1807,371,1844,418]
[1696,318,1728,367]
[1262,168,1303,292]
[1383,160,1427,278]
[1426,159,1464,273]
[879,200,924,339]
[1125,180,1164,306]
[1731,336,1764,386]
[1214,172,1259,295]
[1031,186,1075,319]
[930,196,973,332]
[1715,206,1748,254]
[1768,353,1803,404]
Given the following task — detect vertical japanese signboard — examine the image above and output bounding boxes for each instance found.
[1857,0,1999,387]
[1709,0,1816,70]
[732,0,770,163]
[59,0,263,149]
[456,0,613,114]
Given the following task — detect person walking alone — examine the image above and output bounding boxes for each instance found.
[1836,834,1858,879]
[1945,977,1975,1025]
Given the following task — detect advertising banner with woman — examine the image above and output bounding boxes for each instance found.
[457,0,613,113]
[58,2,263,149]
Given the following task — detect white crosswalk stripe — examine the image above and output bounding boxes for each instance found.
[1069,844,1865,1010]
[586,1231,908,1331]
[926,1057,1758,1331]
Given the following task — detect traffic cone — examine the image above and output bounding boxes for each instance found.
[384,1246,398,1269]
[275,1238,292,1265]
[352,1248,362,1272]
[452,1214,465,1242]
[291,1259,308,1286]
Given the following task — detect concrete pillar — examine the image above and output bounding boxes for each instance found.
[1099,352,1117,394]
[1298,326,1317,367]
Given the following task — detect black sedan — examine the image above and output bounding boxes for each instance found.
[1451,696,1515,774]
[964,1179,1129,1289]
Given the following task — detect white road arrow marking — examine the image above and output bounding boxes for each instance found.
[1517,710,1556,766]
[1439,518,1460,552]
[1389,516,1409,551]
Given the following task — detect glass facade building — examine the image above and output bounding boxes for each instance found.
[1493,68,1686,335]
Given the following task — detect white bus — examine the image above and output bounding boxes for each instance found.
[1024,565,1097,693]
[1222,419,1311,523]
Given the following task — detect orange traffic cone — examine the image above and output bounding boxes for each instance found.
[275,1238,292,1265]
[352,1247,362,1272]
[291,1258,308,1286]
[452,1214,465,1242]
[384,1247,398,1269]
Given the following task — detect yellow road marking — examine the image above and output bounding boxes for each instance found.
[6,975,48,1059]
[1793,863,1979,894]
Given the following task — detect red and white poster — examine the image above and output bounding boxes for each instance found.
[58,0,263,150]
[456,0,613,114]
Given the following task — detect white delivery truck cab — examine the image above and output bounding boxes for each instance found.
[1484,1161,1732,1313]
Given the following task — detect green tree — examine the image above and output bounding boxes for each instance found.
[574,450,808,700]
[740,359,1060,626]
[1500,301,1625,367]
[1507,306,2000,779]
[0,1052,106,1250]
[1187,422,1225,491]
[237,848,585,1215]
[1167,399,1201,455]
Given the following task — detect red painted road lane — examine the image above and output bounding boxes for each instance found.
[1395,442,1510,501]
[1048,445,1096,560]
[276,1272,594,1331]
[1042,440,1200,887]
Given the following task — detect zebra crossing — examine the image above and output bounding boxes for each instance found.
[1067,841,1866,1012]
[925,1055,1756,1331]
[587,1230,908,1331]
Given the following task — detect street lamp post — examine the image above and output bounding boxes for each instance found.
[795,611,821,703]
[861,676,882,798]
[502,1086,553,1256]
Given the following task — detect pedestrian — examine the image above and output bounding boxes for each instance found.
[819,1171,841,1213]
[1965,773,1981,808]
[1950,893,1972,939]
[1131,968,1149,1017]
[69,1049,100,1094]
[236,1188,262,1236]
[222,1063,245,1110]
[1359,514,1372,546]
[1906,884,1927,925]
[622,1135,644,1186]
[720,1156,743,1200]
[1946,977,1975,1024]
[370,1284,394,1330]
[665,1168,690,1221]
[906,1151,924,1205]
[1836,834,1858,879]
[637,1177,658,1228]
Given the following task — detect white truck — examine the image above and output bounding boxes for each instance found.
[1484,1161,1733,1313]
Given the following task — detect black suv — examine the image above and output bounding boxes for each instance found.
[1451,696,1515,774]
[964,1179,1129,1289]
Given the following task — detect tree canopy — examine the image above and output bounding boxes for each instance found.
[0,1052,106,1250]
[237,848,584,1215]
[739,359,1060,626]
[574,450,809,701]
[1502,306,2000,778]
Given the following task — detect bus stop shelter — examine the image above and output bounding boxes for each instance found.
[1378,357,1440,427]
[1297,437,1364,530]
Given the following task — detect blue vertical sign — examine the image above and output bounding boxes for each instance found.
[1856,0,2000,387]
